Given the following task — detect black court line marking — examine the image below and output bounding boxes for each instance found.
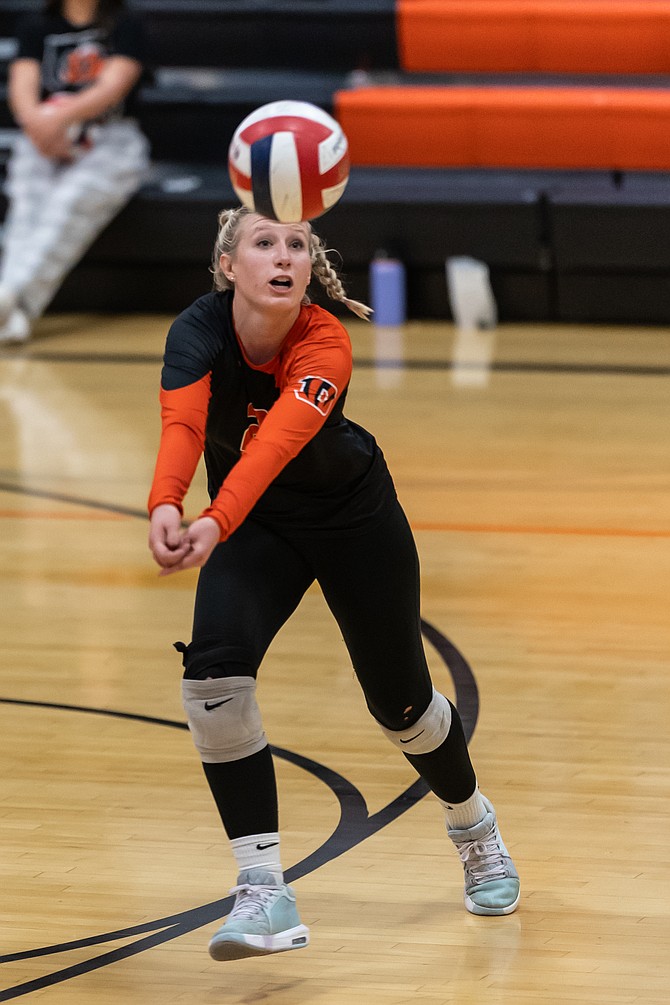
[0,481,147,522]
[0,623,477,1000]
[360,359,670,377]
[0,443,477,995]
[3,348,669,377]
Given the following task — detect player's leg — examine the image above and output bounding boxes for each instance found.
[315,501,519,916]
[3,121,149,329]
[178,519,314,959]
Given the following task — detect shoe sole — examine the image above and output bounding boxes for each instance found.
[464,890,520,916]
[208,924,309,962]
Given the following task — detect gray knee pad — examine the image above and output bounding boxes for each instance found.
[181,676,267,763]
[377,688,452,755]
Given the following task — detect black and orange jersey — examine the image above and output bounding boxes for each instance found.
[15,11,149,114]
[148,291,396,540]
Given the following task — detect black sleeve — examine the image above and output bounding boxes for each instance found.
[161,295,227,391]
[14,15,45,62]
[109,14,149,65]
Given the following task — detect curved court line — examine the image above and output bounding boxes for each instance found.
[0,620,477,1001]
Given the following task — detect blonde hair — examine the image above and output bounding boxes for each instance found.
[210,206,372,321]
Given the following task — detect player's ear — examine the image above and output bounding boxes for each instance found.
[219,253,234,282]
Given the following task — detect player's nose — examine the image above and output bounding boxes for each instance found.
[274,242,291,265]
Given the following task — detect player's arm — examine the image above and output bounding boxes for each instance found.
[200,327,352,540]
[148,374,211,516]
[147,373,212,570]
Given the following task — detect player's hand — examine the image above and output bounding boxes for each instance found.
[148,503,191,570]
[156,516,221,576]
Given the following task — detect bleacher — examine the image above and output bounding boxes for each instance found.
[2,0,670,322]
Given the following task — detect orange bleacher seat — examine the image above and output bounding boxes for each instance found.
[335,86,670,170]
[397,0,670,75]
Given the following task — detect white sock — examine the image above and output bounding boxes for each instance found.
[439,787,487,830]
[230,832,283,883]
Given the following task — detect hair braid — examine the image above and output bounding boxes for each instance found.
[210,206,372,320]
[309,234,372,321]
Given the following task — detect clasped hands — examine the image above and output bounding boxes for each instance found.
[148,504,221,576]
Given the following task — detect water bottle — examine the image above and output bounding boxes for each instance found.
[369,254,407,326]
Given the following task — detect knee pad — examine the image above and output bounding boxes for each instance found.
[376,688,452,755]
[181,676,267,763]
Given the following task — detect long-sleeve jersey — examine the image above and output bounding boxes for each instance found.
[148,291,396,540]
[15,11,149,117]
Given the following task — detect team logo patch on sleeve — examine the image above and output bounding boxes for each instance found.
[294,375,338,416]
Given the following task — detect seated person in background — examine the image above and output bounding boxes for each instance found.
[0,0,150,343]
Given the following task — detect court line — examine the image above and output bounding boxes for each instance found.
[1,484,665,538]
[413,521,670,539]
[0,622,476,1000]
[0,483,146,521]
[4,348,670,377]
[359,358,670,377]
[0,509,130,521]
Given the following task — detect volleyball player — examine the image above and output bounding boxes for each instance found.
[148,207,520,961]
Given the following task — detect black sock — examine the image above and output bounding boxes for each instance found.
[202,745,278,839]
[403,700,477,803]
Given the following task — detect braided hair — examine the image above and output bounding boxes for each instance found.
[211,207,372,320]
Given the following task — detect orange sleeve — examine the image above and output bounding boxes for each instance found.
[200,319,352,540]
[147,374,211,515]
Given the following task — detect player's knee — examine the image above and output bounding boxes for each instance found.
[374,688,452,755]
[174,638,258,680]
[181,676,266,763]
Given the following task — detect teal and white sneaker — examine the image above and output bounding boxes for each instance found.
[208,870,309,961]
[448,797,520,916]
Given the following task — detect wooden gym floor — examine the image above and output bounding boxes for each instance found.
[0,313,668,1004]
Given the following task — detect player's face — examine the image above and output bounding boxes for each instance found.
[222,214,312,311]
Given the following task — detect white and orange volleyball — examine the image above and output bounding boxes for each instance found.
[227,100,350,223]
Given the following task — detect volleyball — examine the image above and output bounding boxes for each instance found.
[228,100,350,223]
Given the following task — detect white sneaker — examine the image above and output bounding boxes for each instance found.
[208,869,309,961]
[0,285,17,325]
[448,796,520,916]
[0,308,31,344]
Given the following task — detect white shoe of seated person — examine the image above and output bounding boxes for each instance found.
[0,308,31,344]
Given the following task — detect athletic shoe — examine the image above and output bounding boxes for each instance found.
[0,285,16,325]
[0,308,31,344]
[448,796,520,916]
[208,869,309,961]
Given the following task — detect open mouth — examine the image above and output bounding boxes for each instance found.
[270,278,292,289]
